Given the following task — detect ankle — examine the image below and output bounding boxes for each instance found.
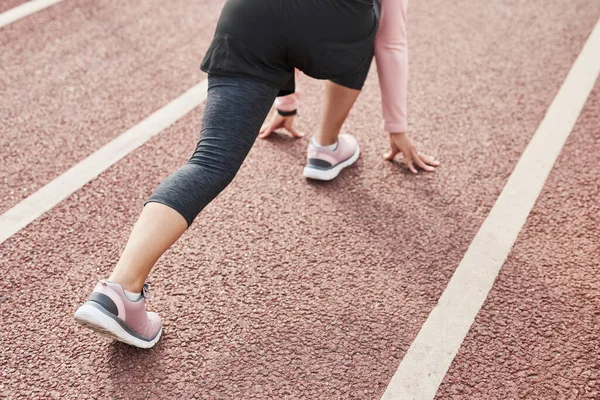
[122,289,143,301]
[312,136,338,150]
[314,131,338,147]
[107,274,144,294]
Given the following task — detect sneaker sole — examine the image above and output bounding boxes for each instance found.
[303,145,360,181]
[74,303,162,349]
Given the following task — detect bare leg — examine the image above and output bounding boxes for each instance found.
[108,203,187,292]
[314,81,361,146]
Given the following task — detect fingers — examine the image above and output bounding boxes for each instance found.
[259,111,275,139]
[383,139,400,161]
[403,150,419,174]
[260,123,303,139]
[420,153,441,167]
[288,128,305,138]
[411,150,436,172]
[383,150,397,161]
[395,147,439,173]
[258,123,274,139]
[285,120,305,138]
[260,115,303,139]
[386,136,419,173]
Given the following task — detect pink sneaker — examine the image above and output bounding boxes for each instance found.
[74,280,162,349]
[303,134,360,181]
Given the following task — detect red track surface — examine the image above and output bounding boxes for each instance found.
[1,0,599,399]
[1,0,220,213]
[436,81,600,400]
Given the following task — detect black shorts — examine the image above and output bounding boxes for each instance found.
[200,0,379,96]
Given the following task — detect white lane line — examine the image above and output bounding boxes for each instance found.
[0,79,208,245]
[0,0,65,29]
[381,19,600,400]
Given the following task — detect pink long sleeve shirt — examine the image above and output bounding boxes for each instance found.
[275,0,409,133]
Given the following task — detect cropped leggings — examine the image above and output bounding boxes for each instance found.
[146,75,278,226]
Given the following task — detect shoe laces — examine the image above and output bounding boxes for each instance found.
[142,283,153,300]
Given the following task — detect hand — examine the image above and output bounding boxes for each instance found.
[259,111,305,139]
[383,132,440,173]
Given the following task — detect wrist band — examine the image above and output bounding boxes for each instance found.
[276,109,297,117]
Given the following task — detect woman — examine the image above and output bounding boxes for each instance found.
[74,0,380,349]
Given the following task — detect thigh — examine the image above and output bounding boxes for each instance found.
[200,0,293,91]
[147,76,278,226]
[190,75,279,170]
[329,52,374,91]
[288,0,378,86]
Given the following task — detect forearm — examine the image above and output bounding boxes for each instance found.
[375,0,409,133]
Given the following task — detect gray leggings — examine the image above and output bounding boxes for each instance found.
[146,75,278,226]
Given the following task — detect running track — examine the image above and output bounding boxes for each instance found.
[1,1,599,399]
